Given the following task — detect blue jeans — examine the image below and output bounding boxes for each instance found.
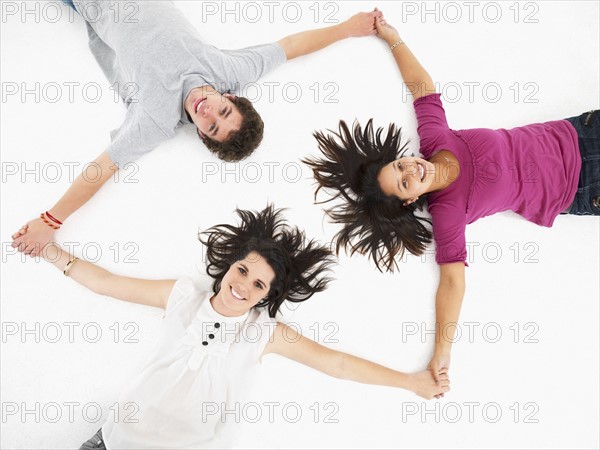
[62,0,76,11]
[565,110,600,215]
[79,428,106,450]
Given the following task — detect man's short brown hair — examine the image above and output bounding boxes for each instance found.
[199,96,264,162]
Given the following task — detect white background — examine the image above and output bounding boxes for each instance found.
[1,1,599,448]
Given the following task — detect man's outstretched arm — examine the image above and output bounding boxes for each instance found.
[277,10,381,60]
[11,151,119,257]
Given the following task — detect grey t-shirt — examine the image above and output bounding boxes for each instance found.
[74,0,287,167]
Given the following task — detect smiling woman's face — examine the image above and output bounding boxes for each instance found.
[377,156,436,204]
[212,251,276,317]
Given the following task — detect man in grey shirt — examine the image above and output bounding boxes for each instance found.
[12,0,382,255]
[80,0,288,166]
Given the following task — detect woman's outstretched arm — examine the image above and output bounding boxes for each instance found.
[277,10,381,60]
[263,323,450,400]
[374,10,436,99]
[11,151,119,258]
[428,262,466,393]
[41,244,175,310]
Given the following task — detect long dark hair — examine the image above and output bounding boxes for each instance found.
[303,119,432,273]
[199,205,335,317]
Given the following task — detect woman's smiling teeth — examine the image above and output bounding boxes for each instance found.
[230,286,246,301]
[417,162,425,181]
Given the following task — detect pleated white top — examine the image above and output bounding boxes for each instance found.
[102,277,277,449]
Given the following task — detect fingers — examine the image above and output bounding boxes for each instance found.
[374,16,388,32]
[23,243,38,256]
[26,242,43,257]
[11,225,28,240]
[11,236,41,256]
[11,237,26,251]
[431,368,441,384]
[430,380,451,400]
[436,378,451,398]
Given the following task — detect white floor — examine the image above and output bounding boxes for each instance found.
[1,1,599,448]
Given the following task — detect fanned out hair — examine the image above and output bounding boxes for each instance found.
[303,120,432,273]
[198,205,335,317]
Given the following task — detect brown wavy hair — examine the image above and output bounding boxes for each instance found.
[303,120,432,273]
[200,96,264,162]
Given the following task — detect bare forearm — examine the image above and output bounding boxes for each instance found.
[267,324,412,390]
[42,244,173,308]
[266,325,448,397]
[434,279,466,355]
[385,34,435,99]
[278,23,350,60]
[48,151,117,222]
[42,245,111,295]
[336,352,413,390]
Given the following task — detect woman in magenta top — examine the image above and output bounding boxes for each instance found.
[304,10,598,391]
[407,92,580,264]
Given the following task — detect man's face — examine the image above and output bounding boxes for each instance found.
[187,90,243,142]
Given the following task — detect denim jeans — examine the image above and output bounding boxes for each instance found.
[79,428,106,450]
[62,0,76,11]
[565,110,600,215]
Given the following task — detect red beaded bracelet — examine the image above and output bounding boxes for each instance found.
[45,211,63,225]
[40,213,60,230]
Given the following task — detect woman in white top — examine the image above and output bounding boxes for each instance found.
[36,205,450,449]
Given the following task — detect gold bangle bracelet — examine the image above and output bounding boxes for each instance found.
[390,39,404,52]
[63,257,80,277]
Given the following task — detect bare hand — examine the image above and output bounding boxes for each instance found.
[11,218,57,258]
[409,370,451,400]
[343,9,382,38]
[374,8,400,44]
[427,352,452,399]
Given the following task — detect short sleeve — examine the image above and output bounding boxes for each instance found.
[221,43,287,94]
[243,308,278,364]
[165,277,198,319]
[107,104,169,168]
[430,203,468,266]
[414,93,451,158]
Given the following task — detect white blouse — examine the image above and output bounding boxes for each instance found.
[102,278,277,449]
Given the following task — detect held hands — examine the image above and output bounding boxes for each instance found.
[427,351,452,399]
[11,217,56,258]
[374,8,400,44]
[409,370,451,400]
[342,9,383,37]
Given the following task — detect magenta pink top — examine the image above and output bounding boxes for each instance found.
[414,93,581,265]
